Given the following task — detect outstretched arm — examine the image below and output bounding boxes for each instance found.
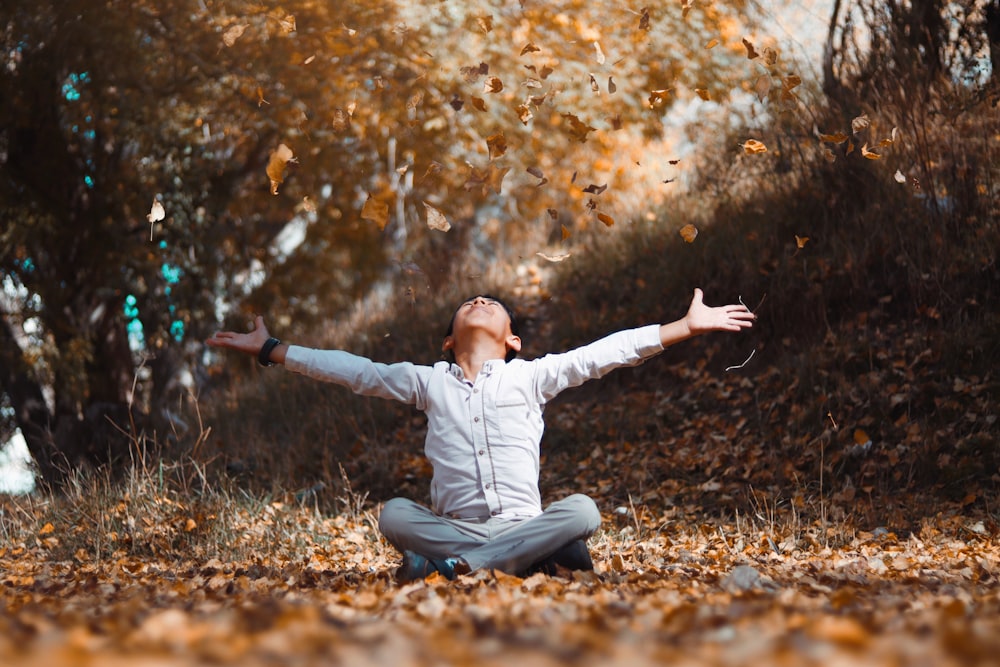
[206,315,289,365]
[659,288,755,348]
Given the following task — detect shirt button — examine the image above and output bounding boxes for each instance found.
[485,483,491,489]
[491,510,498,516]
[473,388,479,394]
[474,416,480,422]
[478,449,484,456]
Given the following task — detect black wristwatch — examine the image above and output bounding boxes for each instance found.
[258,337,281,367]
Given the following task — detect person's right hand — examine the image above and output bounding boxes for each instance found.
[205,315,271,356]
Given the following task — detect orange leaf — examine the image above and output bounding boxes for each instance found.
[361,194,389,230]
[679,224,698,243]
[743,139,767,154]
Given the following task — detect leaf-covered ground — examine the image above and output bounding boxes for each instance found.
[2,496,998,667]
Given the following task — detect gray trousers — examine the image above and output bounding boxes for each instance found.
[378,494,601,575]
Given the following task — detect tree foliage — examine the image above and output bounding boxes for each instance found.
[1,0,754,485]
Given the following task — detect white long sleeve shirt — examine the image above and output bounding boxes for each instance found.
[285,324,664,520]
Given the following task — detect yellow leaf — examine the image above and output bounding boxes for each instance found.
[423,202,451,232]
[361,194,389,230]
[705,38,719,49]
[861,143,880,160]
[266,143,296,195]
[39,522,55,536]
[184,518,197,532]
[743,139,767,154]
[679,223,698,243]
[795,235,809,248]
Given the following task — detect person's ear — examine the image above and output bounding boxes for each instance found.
[442,335,455,352]
[505,335,522,354]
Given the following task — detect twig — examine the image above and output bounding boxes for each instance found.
[725,348,756,372]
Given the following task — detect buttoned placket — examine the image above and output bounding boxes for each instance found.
[469,362,502,517]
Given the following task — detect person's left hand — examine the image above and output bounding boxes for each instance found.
[684,288,756,335]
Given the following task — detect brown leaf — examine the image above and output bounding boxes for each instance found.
[851,113,871,133]
[589,73,599,93]
[476,15,493,33]
[460,63,489,83]
[795,235,810,248]
[331,108,351,133]
[423,202,451,232]
[819,131,849,143]
[266,143,296,195]
[582,183,607,195]
[361,194,389,230]
[743,139,767,154]
[520,43,541,56]
[705,38,720,49]
[561,224,571,240]
[486,132,507,160]
[695,88,711,101]
[560,113,597,143]
[608,76,617,94]
[742,37,759,59]
[648,89,670,108]
[471,96,487,112]
[638,7,651,31]
[754,75,771,102]
[483,76,504,94]
[449,94,465,111]
[516,103,533,124]
[222,23,248,47]
[861,143,880,160]
[597,212,615,227]
[679,223,698,243]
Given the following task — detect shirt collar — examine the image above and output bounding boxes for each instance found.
[447,358,506,380]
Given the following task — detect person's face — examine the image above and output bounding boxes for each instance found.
[443,296,521,357]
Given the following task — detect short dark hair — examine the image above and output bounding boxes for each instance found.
[444,294,520,362]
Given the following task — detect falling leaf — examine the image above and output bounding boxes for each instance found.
[342,24,357,37]
[820,131,849,143]
[894,169,906,183]
[361,194,389,230]
[278,14,296,33]
[582,183,607,195]
[520,43,540,56]
[464,163,508,195]
[561,224,571,240]
[669,159,680,165]
[406,91,424,116]
[423,202,451,232]
[476,15,493,33]
[483,76,504,94]
[537,251,571,262]
[695,88,711,101]
[147,200,165,224]
[762,47,778,66]
[547,208,559,220]
[795,235,809,248]
[742,37,758,59]
[184,518,197,532]
[851,113,870,133]
[861,143,880,159]
[256,87,269,107]
[608,76,617,94]
[526,166,544,179]
[679,224,698,242]
[560,113,597,143]
[705,38,719,49]
[648,89,670,108]
[471,96,487,112]
[593,42,605,65]
[303,54,316,65]
[681,0,694,18]
[450,94,465,111]
[754,75,771,102]
[266,143,296,195]
[854,428,872,447]
[516,103,533,124]
[589,73,599,93]
[486,132,507,160]
[222,23,249,47]
[638,7,651,31]
[608,113,623,130]
[597,212,615,227]
[460,63,489,83]
[743,139,767,154]
[39,522,55,536]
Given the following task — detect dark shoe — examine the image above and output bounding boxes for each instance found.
[396,551,471,583]
[396,550,438,583]
[525,539,594,576]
